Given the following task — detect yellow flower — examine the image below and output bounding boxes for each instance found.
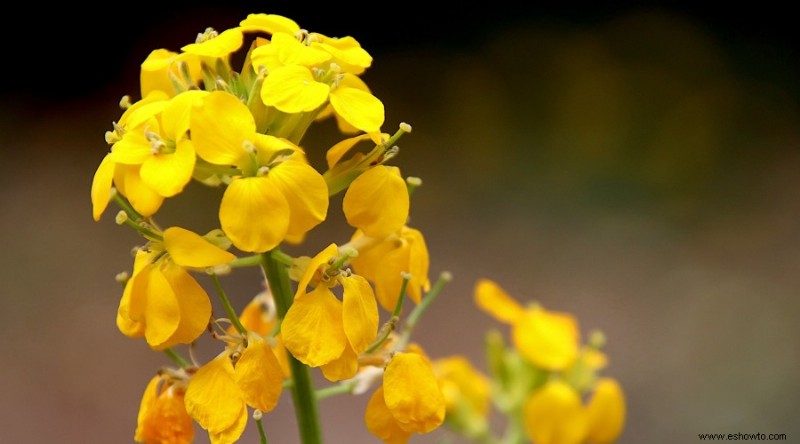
[184,333,284,444]
[135,375,194,444]
[523,380,588,444]
[475,279,580,371]
[350,226,430,312]
[190,91,328,252]
[365,352,446,443]
[116,227,235,349]
[281,244,379,381]
[585,378,626,444]
[343,166,409,239]
[140,49,202,98]
[433,356,491,418]
[239,13,300,36]
[181,27,243,59]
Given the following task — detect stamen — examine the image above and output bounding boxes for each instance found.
[399,122,412,133]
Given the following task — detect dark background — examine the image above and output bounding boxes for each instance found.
[2,3,799,443]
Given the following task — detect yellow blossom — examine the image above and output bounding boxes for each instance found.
[523,380,588,444]
[135,375,194,444]
[475,279,580,371]
[190,91,328,252]
[433,356,491,417]
[350,225,429,311]
[185,333,284,443]
[116,227,235,349]
[343,166,409,239]
[585,378,626,444]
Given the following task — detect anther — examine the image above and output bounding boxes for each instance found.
[115,211,129,225]
[399,122,412,133]
[243,140,257,154]
[257,166,270,176]
[406,177,422,187]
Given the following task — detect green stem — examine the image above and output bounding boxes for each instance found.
[121,218,162,241]
[163,348,190,368]
[209,273,246,335]
[228,254,264,268]
[364,275,409,354]
[315,381,358,400]
[112,191,142,222]
[261,250,323,444]
[256,416,268,444]
[398,272,452,349]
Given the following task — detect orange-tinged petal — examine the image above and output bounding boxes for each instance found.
[341,274,378,353]
[236,294,275,336]
[272,335,291,379]
[320,342,359,382]
[523,381,587,444]
[158,262,212,347]
[140,138,196,197]
[261,65,330,113]
[512,306,580,371]
[219,177,290,253]
[474,279,524,324]
[185,353,246,433]
[295,244,339,299]
[137,386,194,444]
[134,376,160,442]
[181,27,243,58]
[239,13,300,35]
[343,166,409,239]
[329,85,384,133]
[268,160,328,236]
[234,333,284,412]
[585,378,626,444]
[383,352,445,434]
[191,91,254,168]
[365,386,413,444]
[209,404,248,444]
[91,154,115,221]
[164,226,235,268]
[281,286,347,366]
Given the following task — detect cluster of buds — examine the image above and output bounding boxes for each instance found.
[91,11,626,444]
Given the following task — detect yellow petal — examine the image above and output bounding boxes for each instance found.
[433,356,491,417]
[341,274,378,353]
[261,65,330,113]
[523,381,587,444]
[319,342,359,382]
[343,166,409,239]
[311,35,372,74]
[401,226,430,304]
[140,48,180,97]
[185,353,246,433]
[512,306,580,371]
[295,244,339,299]
[239,13,300,35]
[91,154,115,221]
[234,333,284,412]
[329,85,384,133]
[157,262,212,347]
[281,286,347,366]
[268,160,328,236]
[325,133,376,169]
[134,376,161,442]
[383,352,445,434]
[270,32,331,67]
[209,404,248,444]
[137,385,194,444]
[181,27,243,58]
[164,226,235,268]
[236,294,275,336]
[161,90,208,140]
[110,129,154,165]
[116,275,145,339]
[219,177,290,253]
[365,386,413,444]
[139,265,181,348]
[140,138,196,197]
[115,165,164,217]
[474,279,524,324]
[191,91,254,168]
[272,335,292,379]
[585,378,626,444]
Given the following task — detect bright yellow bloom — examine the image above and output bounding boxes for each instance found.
[475,279,580,371]
[433,356,491,417]
[184,333,284,444]
[140,49,202,98]
[281,244,379,380]
[523,380,588,444]
[181,27,243,58]
[116,227,235,349]
[190,91,328,252]
[585,378,626,443]
[365,352,446,443]
[343,166,409,239]
[239,13,300,36]
[135,375,194,444]
[350,226,430,311]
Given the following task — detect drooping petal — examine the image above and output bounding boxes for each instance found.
[311,35,372,74]
[325,133,376,169]
[140,138,196,197]
[234,333,284,412]
[319,342,359,382]
[208,405,248,444]
[365,386,413,444]
[523,381,587,444]
[134,376,160,442]
[116,274,145,339]
[185,353,246,433]
[91,154,115,221]
[164,226,235,268]
[474,279,524,324]
[239,13,300,35]
[191,91,254,168]
[383,352,446,434]
[158,262,212,347]
[585,378,626,444]
[268,160,328,236]
[219,176,290,253]
[401,226,430,304]
[140,49,203,98]
[341,274,378,353]
[181,27,243,58]
[329,84,384,133]
[139,265,181,349]
[115,165,164,217]
[261,65,330,113]
[281,286,347,367]
[294,243,339,299]
[512,306,580,371]
[343,166,409,239]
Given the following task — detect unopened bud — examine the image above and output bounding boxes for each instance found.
[440,271,453,282]
[252,409,263,421]
[406,177,422,187]
[399,122,412,133]
[115,271,130,283]
[115,211,128,225]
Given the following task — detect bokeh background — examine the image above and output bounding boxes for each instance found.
[2,3,798,443]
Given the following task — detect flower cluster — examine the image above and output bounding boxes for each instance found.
[92,11,626,444]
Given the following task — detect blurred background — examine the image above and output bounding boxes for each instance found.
[1,3,798,443]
